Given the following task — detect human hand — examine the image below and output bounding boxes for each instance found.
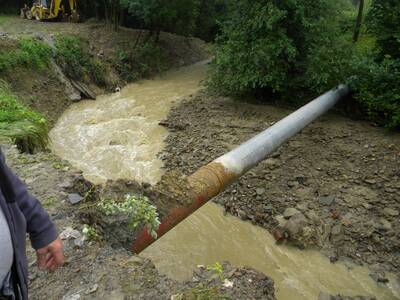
[36,237,64,272]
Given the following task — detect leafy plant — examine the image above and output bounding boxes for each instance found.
[115,41,164,81]
[207,0,347,96]
[349,57,400,129]
[0,81,49,152]
[55,35,106,85]
[82,224,100,241]
[206,262,224,280]
[0,38,52,73]
[97,194,160,238]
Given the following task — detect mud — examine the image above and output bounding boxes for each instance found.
[161,91,400,275]
[2,145,276,300]
[0,16,209,125]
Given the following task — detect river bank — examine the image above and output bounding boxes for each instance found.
[161,91,400,276]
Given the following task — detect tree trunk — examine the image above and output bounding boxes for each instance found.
[353,0,364,43]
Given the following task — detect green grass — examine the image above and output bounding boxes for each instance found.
[0,38,52,73]
[0,81,49,152]
[55,34,106,85]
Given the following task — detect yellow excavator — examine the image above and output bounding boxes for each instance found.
[21,0,79,22]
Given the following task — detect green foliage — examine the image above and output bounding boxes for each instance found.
[0,38,52,73]
[82,224,100,241]
[206,262,224,280]
[55,35,106,85]
[120,0,201,37]
[115,41,164,81]
[97,194,160,238]
[207,0,345,95]
[0,81,49,152]
[350,57,400,129]
[367,0,400,58]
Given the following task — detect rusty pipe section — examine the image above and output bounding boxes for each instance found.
[132,85,350,253]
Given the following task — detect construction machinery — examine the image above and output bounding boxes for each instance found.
[20,0,79,22]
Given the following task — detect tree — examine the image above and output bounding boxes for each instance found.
[353,0,364,42]
[367,0,400,58]
[208,0,345,95]
[120,0,200,40]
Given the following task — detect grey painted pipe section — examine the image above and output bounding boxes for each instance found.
[215,85,350,175]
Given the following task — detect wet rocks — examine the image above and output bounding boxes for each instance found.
[160,91,400,274]
[383,208,399,217]
[318,292,376,300]
[283,207,300,219]
[319,195,335,206]
[68,193,83,205]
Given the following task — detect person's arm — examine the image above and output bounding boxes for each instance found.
[0,150,64,271]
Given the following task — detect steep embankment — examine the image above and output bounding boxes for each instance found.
[0,16,209,125]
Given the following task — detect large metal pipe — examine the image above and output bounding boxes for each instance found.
[132,85,350,253]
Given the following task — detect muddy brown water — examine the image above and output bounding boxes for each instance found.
[50,63,399,300]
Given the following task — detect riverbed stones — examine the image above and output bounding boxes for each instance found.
[319,195,335,206]
[383,208,399,217]
[68,193,83,205]
[283,207,300,219]
[330,224,344,243]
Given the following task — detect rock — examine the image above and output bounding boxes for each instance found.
[319,195,335,206]
[295,175,305,185]
[283,207,300,219]
[318,292,332,300]
[62,294,81,300]
[68,193,83,205]
[283,213,308,239]
[370,272,389,284]
[364,178,377,185]
[377,218,392,231]
[222,279,234,288]
[60,227,82,240]
[383,208,399,217]
[256,188,265,196]
[330,224,344,243]
[85,284,99,294]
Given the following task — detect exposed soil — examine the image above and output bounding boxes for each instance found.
[0,16,209,125]
[2,145,276,300]
[161,91,400,276]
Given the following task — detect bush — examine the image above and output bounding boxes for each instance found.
[98,194,160,238]
[367,0,400,59]
[207,0,346,96]
[55,35,106,85]
[0,38,52,73]
[115,41,164,82]
[350,58,400,129]
[0,81,49,153]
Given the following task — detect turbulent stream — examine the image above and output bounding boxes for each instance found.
[50,62,399,300]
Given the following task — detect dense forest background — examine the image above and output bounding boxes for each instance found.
[1,0,399,129]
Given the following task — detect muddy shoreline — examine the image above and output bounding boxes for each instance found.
[160,91,400,276]
[2,145,278,299]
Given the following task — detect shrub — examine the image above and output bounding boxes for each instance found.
[0,38,52,73]
[0,81,49,152]
[367,0,400,59]
[55,35,106,85]
[350,58,400,129]
[207,0,347,96]
[97,194,160,238]
[115,41,164,82]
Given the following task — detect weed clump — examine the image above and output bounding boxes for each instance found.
[0,81,49,153]
[98,194,160,238]
[55,34,106,85]
[0,38,52,73]
[115,41,164,82]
